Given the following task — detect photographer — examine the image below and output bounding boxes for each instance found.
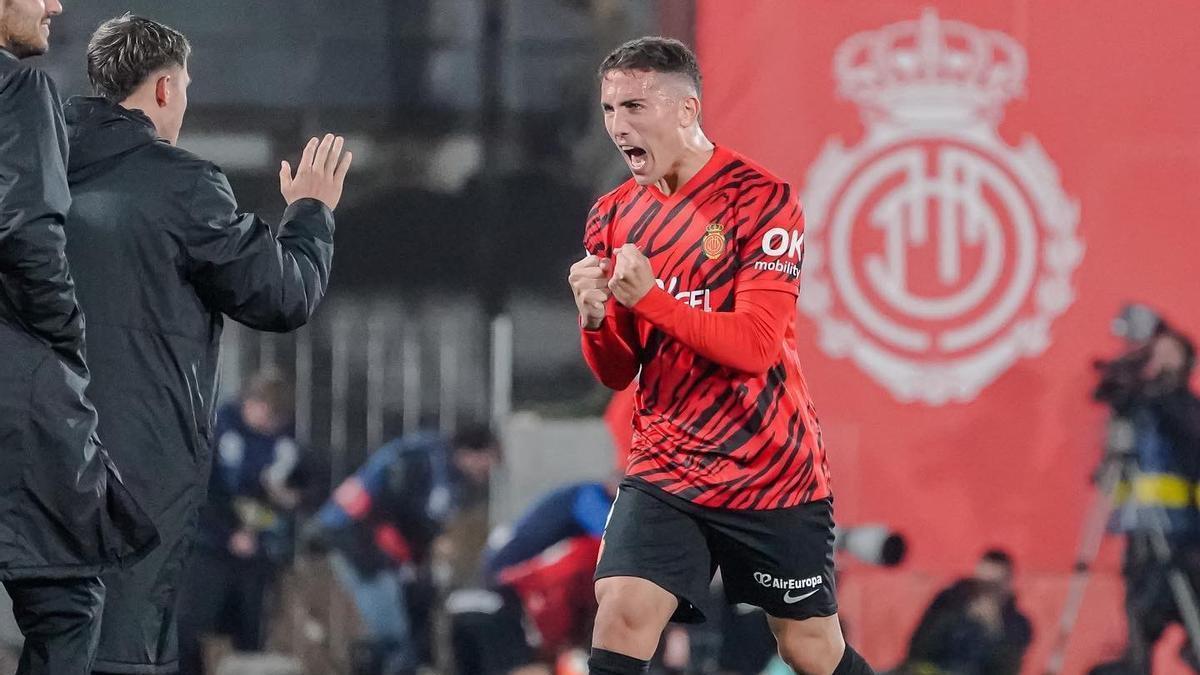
[1094,308,1200,674]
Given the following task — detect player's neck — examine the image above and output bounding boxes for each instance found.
[655,135,716,197]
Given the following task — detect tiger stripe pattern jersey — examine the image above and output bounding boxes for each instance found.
[583,145,832,510]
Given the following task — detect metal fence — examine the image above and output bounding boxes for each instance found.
[217,294,502,491]
[216,292,616,519]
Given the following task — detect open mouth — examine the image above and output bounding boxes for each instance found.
[622,146,648,171]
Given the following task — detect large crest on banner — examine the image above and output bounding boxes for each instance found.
[800,8,1084,404]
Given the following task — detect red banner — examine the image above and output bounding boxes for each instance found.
[696,1,1200,671]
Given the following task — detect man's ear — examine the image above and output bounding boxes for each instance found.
[155,74,172,108]
[680,95,701,127]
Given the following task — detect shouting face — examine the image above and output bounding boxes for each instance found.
[601,68,700,188]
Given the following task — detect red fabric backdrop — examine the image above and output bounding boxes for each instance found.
[694,1,1200,671]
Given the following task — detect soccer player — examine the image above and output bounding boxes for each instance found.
[567,37,874,675]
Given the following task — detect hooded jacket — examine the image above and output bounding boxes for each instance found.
[0,49,157,581]
[61,95,334,672]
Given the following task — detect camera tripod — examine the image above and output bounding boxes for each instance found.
[1045,417,1200,674]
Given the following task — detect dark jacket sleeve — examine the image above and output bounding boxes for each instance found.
[0,68,87,373]
[182,164,334,332]
[483,486,581,582]
[906,584,964,660]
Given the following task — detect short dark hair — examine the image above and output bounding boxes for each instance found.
[598,36,702,95]
[981,548,1014,571]
[452,423,498,454]
[87,13,190,103]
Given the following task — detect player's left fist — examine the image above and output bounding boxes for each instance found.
[609,244,655,307]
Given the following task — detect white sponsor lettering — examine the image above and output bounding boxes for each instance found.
[655,277,712,311]
[753,260,802,277]
[753,572,823,591]
[761,228,804,260]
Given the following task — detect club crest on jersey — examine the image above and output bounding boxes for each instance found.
[702,222,726,260]
[799,9,1083,405]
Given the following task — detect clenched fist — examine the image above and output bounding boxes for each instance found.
[569,254,611,329]
[608,244,655,307]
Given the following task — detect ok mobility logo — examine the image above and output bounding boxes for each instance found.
[753,571,823,604]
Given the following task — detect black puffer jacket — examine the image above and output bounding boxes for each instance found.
[0,49,157,581]
[61,95,335,672]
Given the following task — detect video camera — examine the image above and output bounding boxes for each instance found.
[1092,303,1194,409]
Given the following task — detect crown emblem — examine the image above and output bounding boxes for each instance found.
[834,8,1026,125]
[802,9,1082,404]
[702,222,725,260]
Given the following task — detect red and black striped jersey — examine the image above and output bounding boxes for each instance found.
[581,145,832,510]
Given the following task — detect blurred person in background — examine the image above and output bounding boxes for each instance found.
[1092,308,1200,674]
[446,478,618,675]
[177,370,306,675]
[302,425,500,675]
[1,2,158,673]
[60,13,349,674]
[898,549,1032,675]
[569,36,873,675]
[682,596,778,675]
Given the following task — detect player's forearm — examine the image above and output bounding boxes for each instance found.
[581,319,639,389]
[631,286,792,374]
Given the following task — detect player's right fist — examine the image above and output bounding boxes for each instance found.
[569,254,611,330]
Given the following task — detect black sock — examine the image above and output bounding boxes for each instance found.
[588,648,651,674]
[833,644,876,675]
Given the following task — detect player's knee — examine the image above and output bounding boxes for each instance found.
[776,624,845,675]
[592,611,635,652]
[593,596,656,640]
[593,578,675,646]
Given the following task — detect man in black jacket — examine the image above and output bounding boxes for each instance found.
[0,2,158,673]
[60,13,351,675]
[902,549,1033,675]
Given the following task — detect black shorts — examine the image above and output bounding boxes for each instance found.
[447,586,536,674]
[595,478,837,623]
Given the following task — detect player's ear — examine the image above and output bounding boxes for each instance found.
[155,74,171,109]
[680,95,701,128]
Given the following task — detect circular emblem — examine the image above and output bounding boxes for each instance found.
[702,222,726,260]
[800,9,1083,404]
